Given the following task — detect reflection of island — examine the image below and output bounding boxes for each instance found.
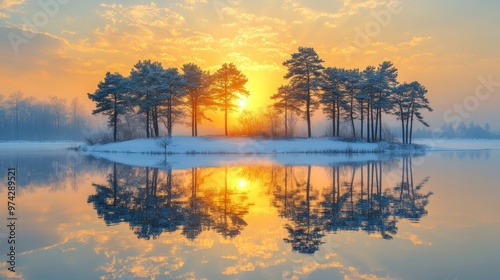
[272,158,432,254]
[88,158,431,254]
[88,165,251,240]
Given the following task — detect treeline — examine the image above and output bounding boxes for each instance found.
[273,47,432,144]
[89,47,432,144]
[413,122,500,139]
[88,61,248,142]
[0,91,90,141]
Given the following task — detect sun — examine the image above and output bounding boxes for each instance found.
[237,179,247,190]
[238,99,247,110]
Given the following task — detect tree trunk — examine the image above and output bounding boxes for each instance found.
[146,109,150,138]
[409,105,415,144]
[360,101,364,139]
[113,95,118,142]
[224,85,228,136]
[306,89,312,138]
[400,109,405,144]
[113,109,117,142]
[167,98,173,137]
[285,102,288,137]
[350,94,356,138]
[332,101,335,137]
[370,106,375,142]
[379,110,382,141]
[336,101,340,137]
[194,98,198,137]
[153,106,160,138]
[191,97,195,137]
[366,104,370,142]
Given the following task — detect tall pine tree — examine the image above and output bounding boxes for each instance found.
[213,63,249,136]
[283,47,324,138]
[88,72,129,142]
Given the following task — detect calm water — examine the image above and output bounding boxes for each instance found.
[0,145,499,279]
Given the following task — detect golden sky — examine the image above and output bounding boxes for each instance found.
[1,0,499,130]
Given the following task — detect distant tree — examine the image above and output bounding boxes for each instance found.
[271,85,302,137]
[283,47,325,138]
[70,97,87,139]
[6,91,31,140]
[182,63,214,136]
[88,72,130,142]
[213,63,249,136]
[48,96,67,131]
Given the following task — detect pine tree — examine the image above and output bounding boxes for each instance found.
[360,66,377,142]
[373,61,398,141]
[392,81,432,143]
[271,85,302,137]
[342,69,361,138]
[160,67,186,137]
[182,63,214,136]
[320,67,345,137]
[213,63,249,136]
[88,72,129,142]
[129,60,165,138]
[283,47,324,138]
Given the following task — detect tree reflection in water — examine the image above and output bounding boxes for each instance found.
[272,158,432,254]
[88,157,431,254]
[88,165,251,240]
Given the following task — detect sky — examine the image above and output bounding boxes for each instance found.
[1,0,499,133]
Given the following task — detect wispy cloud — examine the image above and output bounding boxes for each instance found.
[0,0,25,18]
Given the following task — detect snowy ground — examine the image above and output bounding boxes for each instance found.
[78,136,426,169]
[0,141,82,152]
[80,136,395,154]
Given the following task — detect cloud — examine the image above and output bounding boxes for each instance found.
[98,3,185,29]
[174,0,208,10]
[282,0,342,21]
[0,0,24,18]
[61,29,77,35]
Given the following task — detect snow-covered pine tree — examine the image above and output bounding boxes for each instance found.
[320,67,346,138]
[374,61,398,141]
[391,81,432,144]
[129,60,164,138]
[159,67,186,137]
[88,72,130,142]
[283,47,324,138]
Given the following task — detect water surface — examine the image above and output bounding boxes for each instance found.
[0,145,499,279]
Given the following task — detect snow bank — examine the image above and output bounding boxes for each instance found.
[81,136,388,155]
[80,137,428,169]
[84,152,396,170]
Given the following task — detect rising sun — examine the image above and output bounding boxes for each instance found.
[238,99,247,109]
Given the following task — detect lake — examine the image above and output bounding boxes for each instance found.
[0,141,499,279]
